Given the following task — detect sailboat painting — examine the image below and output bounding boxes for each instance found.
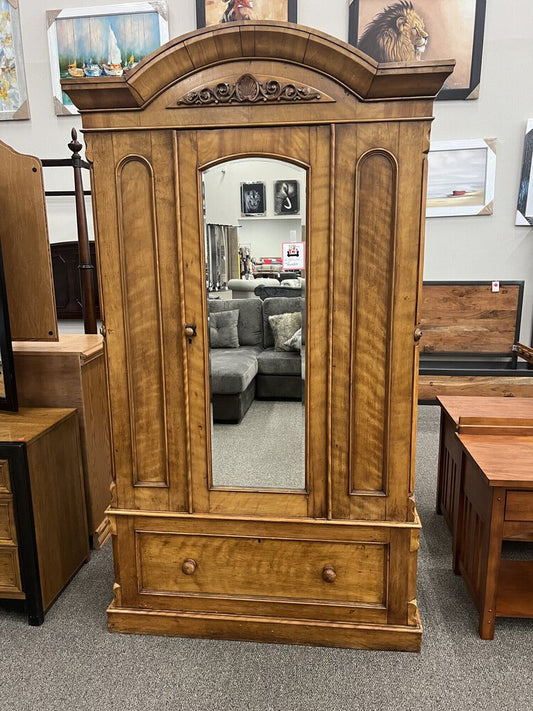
[47,2,169,115]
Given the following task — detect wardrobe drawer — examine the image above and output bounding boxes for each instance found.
[137,532,387,605]
[0,546,22,594]
[0,499,17,544]
[0,459,10,494]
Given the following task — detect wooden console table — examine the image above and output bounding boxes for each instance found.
[454,428,533,639]
[12,335,112,548]
[436,396,533,537]
[0,408,89,624]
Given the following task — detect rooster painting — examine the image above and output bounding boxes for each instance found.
[220,0,255,22]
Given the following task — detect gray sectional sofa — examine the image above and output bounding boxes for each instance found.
[208,296,304,423]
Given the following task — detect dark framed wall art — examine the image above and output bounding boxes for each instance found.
[241,182,266,216]
[197,0,297,27]
[348,0,487,100]
[274,180,300,215]
[516,119,533,226]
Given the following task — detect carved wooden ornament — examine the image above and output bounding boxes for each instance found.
[178,73,321,106]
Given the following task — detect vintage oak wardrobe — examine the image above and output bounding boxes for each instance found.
[63,22,453,651]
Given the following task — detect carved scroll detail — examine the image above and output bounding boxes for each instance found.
[177,73,321,106]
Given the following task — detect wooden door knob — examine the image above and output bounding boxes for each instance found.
[322,566,337,583]
[181,558,197,575]
[414,327,423,342]
[184,324,197,338]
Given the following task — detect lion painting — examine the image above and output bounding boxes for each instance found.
[358,1,429,63]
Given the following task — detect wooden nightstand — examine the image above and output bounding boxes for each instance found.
[0,408,89,625]
[12,335,112,548]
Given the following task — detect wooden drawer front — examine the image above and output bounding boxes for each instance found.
[0,546,22,593]
[0,460,10,494]
[505,491,533,522]
[137,532,387,605]
[0,500,17,543]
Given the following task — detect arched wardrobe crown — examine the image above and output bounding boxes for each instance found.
[63,22,453,651]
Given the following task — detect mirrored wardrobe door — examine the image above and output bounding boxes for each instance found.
[176,127,330,519]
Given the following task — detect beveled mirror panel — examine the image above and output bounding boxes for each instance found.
[203,158,306,490]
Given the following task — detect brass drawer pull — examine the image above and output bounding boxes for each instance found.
[322,565,337,583]
[181,558,197,575]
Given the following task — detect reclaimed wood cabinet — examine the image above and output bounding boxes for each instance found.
[62,22,453,651]
[0,408,89,624]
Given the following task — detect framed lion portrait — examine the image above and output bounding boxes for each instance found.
[348,0,487,100]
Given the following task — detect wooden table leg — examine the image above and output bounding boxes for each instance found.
[478,488,505,640]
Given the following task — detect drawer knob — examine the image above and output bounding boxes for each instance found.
[181,558,197,575]
[322,565,337,583]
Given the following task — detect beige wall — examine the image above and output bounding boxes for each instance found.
[1,0,532,338]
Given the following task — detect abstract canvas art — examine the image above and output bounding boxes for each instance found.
[0,0,30,120]
[47,2,169,115]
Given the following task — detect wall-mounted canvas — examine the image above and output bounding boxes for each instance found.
[274,180,299,215]
[0,0,30,120]
[348,0,486,100]
[241,182,266,216]
[426,138,496,218]
[516,119,533,226]
[197,0,296,27]
[47,2,169,115]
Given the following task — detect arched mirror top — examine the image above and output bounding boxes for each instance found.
[62,21,454,115]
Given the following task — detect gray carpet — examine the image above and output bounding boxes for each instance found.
[1,405,532,711]
[212,400,305,488]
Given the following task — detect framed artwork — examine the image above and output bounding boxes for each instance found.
[47,2,169,115]
[241,182,266,216]
[0,0,30,120]
[516,120,533,226]
[274,180,299,215]
[282,241,304,271]
[426,138,496,218]
[348,0,487,100]
[197,0,297,27]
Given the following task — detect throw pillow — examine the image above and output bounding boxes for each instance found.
[284,327,302,352]
[209,309,240,348]
[268,312,302,352]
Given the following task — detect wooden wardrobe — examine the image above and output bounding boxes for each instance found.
[63,22,453,651]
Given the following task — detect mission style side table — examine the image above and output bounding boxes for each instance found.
[454,429,533,639]
[0,408,89,624]
[436,396,533,537]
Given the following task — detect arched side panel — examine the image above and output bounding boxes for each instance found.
[116,156,169,487]
[350,149,397,495]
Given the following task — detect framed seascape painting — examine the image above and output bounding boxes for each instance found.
[348,0,487,100]
[197,0,297,27]
[47,1,169,115]
[241,182,266,216]
[426,138,496,218]
[0,0,30,120]
[516,120,533,226]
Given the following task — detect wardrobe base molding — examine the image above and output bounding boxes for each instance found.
[107,605,422,652]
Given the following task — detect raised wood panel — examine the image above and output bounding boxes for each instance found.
[117,156,168,486]
[0,500,16,543]
[137,532,387,605]
[0,141,58,341]
[350,149,397,494]
[0,460,10,494]
[0,546,22,595]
